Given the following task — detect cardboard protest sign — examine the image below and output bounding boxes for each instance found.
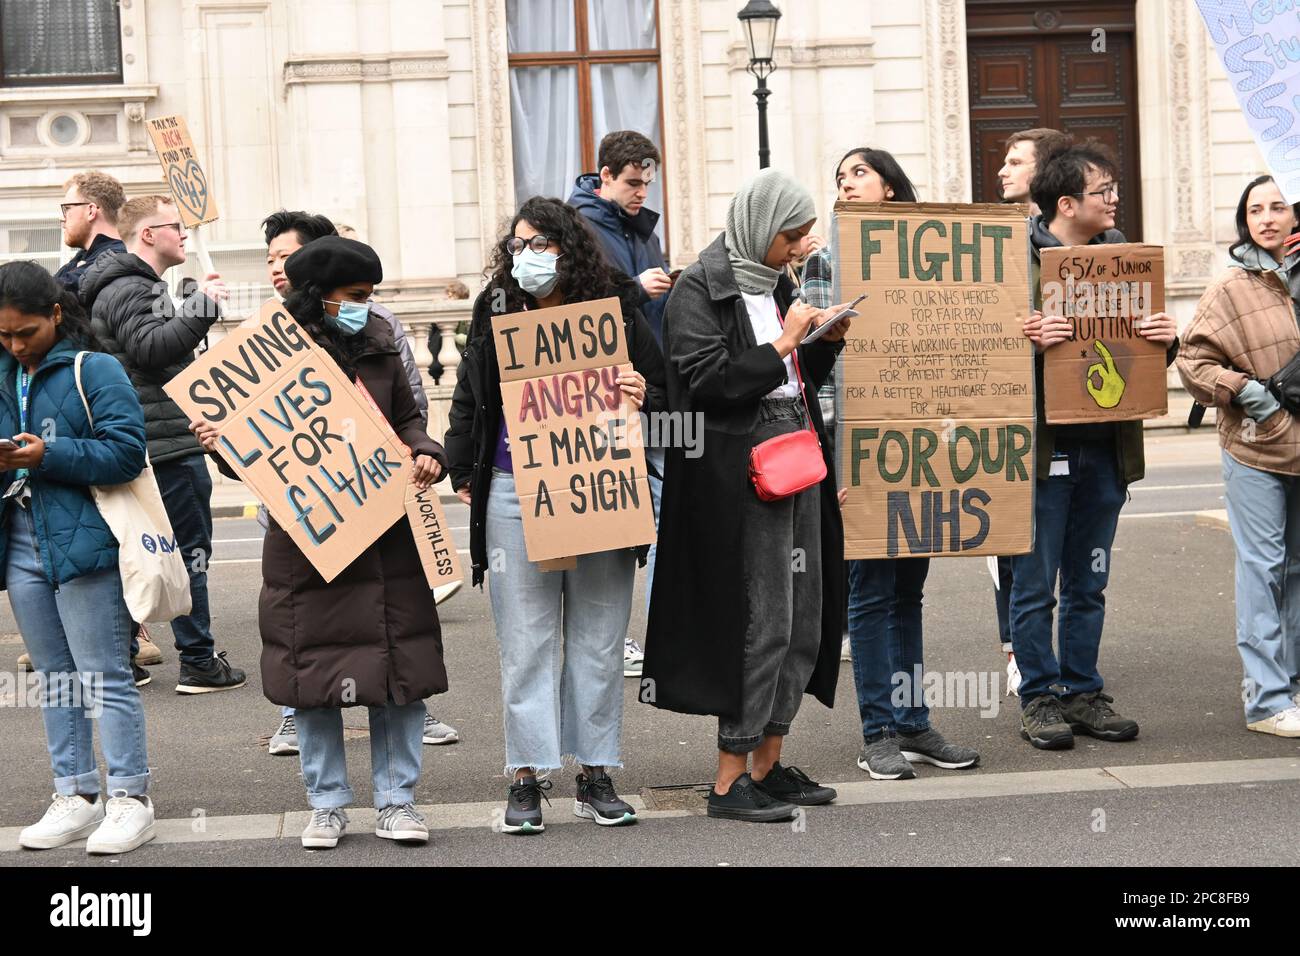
[165,298,411,582]
[1197,6,1300,202]
[492,297,656,563]
[405,484,463,589]
[1040,244,1167,424]
[835,202,1036,559]
[145,114,219,227]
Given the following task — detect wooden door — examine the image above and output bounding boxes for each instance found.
[966,1,1142,240]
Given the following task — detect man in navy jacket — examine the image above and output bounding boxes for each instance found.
[568,130,671,343]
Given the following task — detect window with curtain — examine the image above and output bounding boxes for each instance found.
[506,0,665,243]
[0,0,123,85]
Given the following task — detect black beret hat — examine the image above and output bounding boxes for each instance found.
[284,236,383,290]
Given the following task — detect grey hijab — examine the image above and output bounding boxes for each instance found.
[724,168,817,295]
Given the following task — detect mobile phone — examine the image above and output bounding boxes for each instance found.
[0,438,19,451]
[668,268,683,286]
[801,293,867,345]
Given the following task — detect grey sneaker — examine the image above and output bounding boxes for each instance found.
[856,732,916,780]
[269,713,299,755]
[1020,695,1075,750]
[376,804,428,843]
[422,713,459,746]
[898,728,980,769]
[301,807,348,849]
[623,638,644,677]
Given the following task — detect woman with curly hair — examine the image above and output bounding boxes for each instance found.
[191,236,449,850]
[445,196,665,833]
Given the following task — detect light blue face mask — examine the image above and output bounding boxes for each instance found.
[511,249,561,298]
[322,299,369,335]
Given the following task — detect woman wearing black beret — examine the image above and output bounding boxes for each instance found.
[191,236,449,849]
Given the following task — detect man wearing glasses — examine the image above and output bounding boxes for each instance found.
[79,194,246,695]
[53,171,126,294]
[1012,143,1179,751]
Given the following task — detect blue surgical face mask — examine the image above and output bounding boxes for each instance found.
[322,299,369,334]
[511,249,561,298]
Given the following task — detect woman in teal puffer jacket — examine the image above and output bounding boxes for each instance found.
[0,261,155,856]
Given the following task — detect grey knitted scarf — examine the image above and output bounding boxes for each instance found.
[724,168,817,295]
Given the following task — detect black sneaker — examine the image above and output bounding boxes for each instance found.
[1020,695,1075,750]
[752,762,837,806]
[574,770,637,826]
[502,774,552,834]
[706,772,797,822]
[131,660,151,687]
[1060,691,1139,742]
[175,651,247,695]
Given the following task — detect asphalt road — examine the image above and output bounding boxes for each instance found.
[1,433,1297,866]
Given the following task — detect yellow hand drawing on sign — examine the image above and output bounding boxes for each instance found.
[1085,340,1126,409]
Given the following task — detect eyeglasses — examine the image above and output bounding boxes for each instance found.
[1073,184,1119,202]
[59,202,92,218]
[506,235,558,255]
[144,222,185,234]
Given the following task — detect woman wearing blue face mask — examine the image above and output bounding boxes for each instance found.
[445,197,666,834]
[190,236,450,850]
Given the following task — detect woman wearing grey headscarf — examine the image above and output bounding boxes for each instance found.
[642,169,850,821]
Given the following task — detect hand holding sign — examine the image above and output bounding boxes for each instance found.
[410,454,443,490]
[1136,310,1177,345]
[1085,341,1126,409]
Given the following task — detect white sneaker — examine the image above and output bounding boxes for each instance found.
[841,635,852,662]
[85,792,155,855]
[302,807,349,848]
[19,793,104,849]
[422,713,460,745]
[434,580,462,605]
[623,638,644,677]
[1247,705,1300,738]
[1006,653,1021,697]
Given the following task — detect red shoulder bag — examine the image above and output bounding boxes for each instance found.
[747,308,827,501]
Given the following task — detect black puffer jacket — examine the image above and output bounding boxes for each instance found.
[80,252,219,464]
[444,279,666,587]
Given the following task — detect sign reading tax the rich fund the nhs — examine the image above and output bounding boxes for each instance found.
[835,202,1036,559]
[165,298,410,582]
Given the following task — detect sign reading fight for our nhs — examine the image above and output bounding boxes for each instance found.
[1197,1,1300,201]
[165,298,410,582]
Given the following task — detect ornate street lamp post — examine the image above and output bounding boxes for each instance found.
[738,0,782,169]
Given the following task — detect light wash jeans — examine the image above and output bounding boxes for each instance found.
[1221,450,1300,722]
[7,504,149,796]
[486,469,635,773]
[644,446,665,614]
[294,699,426,809]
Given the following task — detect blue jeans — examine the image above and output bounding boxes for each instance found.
[847,557,931,738]
[7,505,149,796]
[644,446,665,615]
[295,699,426,809]
[154,454,215,666]
[1221,450,1300,722]
[486,469,635,773]
[1010,439,1126,705]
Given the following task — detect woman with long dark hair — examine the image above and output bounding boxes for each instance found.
[192,237,449,849]
[805,147,981,780]
[445,196,665,834]
[0,261,156,854]
[1179,174,1300,737]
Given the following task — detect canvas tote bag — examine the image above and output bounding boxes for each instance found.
[74,351,192,623]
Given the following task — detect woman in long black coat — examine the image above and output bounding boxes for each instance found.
[644,169,849,822]
[192,237,447,850]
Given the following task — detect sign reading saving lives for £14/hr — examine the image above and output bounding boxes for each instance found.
[165,298,460,586]
[492,297,657,563]
[835,202,1036,559]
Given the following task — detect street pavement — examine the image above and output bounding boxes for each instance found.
[1,431,1298,866]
